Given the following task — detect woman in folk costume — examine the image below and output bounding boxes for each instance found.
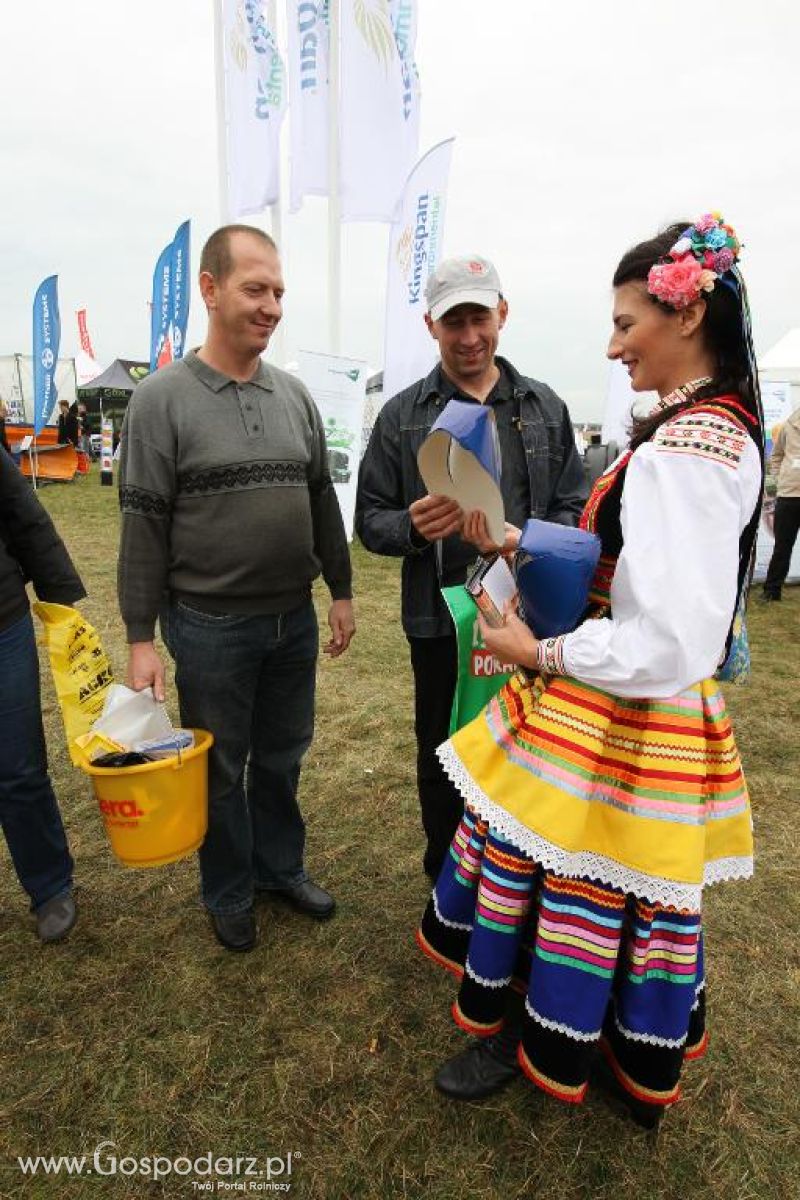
[416,213,764,1128]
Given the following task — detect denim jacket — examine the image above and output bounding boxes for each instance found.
[355,357,587,637]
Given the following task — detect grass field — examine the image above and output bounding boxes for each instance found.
[1,468,798,1200]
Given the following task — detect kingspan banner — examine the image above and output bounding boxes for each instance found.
[382,138,454,403]
[223,0,287,216]
[32,276,61,436]
[287,0,330,212]
[340,0,420,222]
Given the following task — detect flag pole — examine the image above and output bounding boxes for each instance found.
[212,0,229,222]
[269,198,287,367]
[266,0,287,367]
[14,353,24,422]
[327,0,341,355]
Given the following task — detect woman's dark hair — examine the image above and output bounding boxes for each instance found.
[614,222,754,448]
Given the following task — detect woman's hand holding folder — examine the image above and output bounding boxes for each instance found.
[477,601,540,670]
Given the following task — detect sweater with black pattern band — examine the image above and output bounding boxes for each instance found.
[118,351,352,644]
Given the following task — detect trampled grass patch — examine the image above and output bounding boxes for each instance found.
[1,468,798,1199]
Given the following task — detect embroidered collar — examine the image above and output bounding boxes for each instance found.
[652,377,713,416]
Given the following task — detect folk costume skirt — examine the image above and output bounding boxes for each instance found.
[416,669,753,1107]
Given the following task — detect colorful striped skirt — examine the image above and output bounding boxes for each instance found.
[416,668,752,1106]
[437,670,753,911]
[417,812,708,1106]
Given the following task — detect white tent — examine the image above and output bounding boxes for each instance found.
[760,328,800,411]
[0,354,77,424]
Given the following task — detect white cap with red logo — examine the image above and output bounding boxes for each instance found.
[424,255,503,321]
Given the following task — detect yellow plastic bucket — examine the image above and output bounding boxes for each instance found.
[78,729,213,868]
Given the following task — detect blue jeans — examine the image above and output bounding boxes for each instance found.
[160,599,318,914]
[0,612,74,909]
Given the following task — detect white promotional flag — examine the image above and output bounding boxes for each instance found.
[390,0,420,173]
[222,0,287,216]
[75,351,104,388]
[382,139,454,403]
[296,349,368,539]
[340,0,419,222]
[286,0,330,212]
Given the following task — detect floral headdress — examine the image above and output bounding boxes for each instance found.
[646,212,741,310]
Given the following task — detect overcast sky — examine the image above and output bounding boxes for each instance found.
[2,1,799,420]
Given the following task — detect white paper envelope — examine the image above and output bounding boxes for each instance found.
[417,399,505,545]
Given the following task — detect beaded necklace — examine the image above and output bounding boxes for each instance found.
[652,376,713,415]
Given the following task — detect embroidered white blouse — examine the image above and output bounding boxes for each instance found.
[539,405,762,699]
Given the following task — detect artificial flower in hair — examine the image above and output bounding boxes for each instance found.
[648,257,703,308]
[647,212,741,310]
[694,213,718,234]
[714,247,735,274]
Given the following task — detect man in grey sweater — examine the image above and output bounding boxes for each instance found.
[118,225,355,952]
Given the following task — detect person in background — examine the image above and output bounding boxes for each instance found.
[760,403,800,600]
[56,399,79,449]
[0,400,11,455]
[356,255,586,881]
[118,224,355,953]
[77,402,93,459]
[0,446,85,941]
[416,214,763,1128]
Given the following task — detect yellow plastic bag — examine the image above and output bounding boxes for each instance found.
[33,602,114,764]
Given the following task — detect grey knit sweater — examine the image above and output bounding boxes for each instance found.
[118,351,352,643]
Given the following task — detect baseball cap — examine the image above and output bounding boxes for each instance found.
[424,255,503,321]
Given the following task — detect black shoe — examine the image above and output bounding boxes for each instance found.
[272,880,335,920]
[36,892,77,943]
[758,591,781,602]
[434,1034,521,1101]
[591,1054,665,1131]
[210,908,257,952]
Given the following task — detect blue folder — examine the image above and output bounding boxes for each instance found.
[514,519,602,638]
[427,398,502,483]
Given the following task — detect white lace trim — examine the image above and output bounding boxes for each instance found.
[464,959,509,989]
[437,743,753,910]
[611,1000,687,1049]
[691,981,706,1013]
[524,997,598,1043]
[432,889,473,932]
[701,857,753,888]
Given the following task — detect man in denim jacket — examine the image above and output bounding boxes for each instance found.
[355,256,586,879]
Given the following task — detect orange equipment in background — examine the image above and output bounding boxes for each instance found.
[6,424,78,482]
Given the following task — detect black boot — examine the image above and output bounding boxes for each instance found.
[591,1054,666,1131]
[434,1027,521,1101]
